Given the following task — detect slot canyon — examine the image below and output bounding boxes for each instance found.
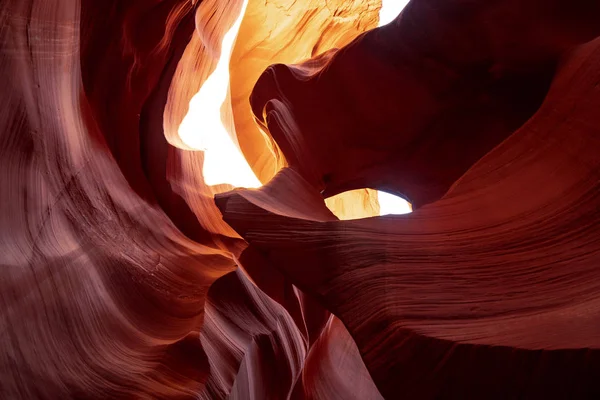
[2,0,600,398]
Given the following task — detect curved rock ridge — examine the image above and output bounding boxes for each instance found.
[218,37,600,398]
[1,1,233,398]
[229,0,381,183]
[250,0,600,207]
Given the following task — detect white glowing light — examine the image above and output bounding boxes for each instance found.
[378,0,410,26]
[178,0,261,188]
[377,191,412,215]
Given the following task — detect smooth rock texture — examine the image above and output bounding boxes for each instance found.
[2,0,600,398]
[219,36,600,400]
[1,0,385,398]
[250,0,600,207]
[230,0,380,182]
[1,1,234,398]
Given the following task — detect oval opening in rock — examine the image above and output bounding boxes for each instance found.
[325,189,412,220]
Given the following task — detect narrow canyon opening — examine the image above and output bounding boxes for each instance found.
[177,0,412,217]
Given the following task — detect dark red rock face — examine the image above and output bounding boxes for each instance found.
[2,0,600,399]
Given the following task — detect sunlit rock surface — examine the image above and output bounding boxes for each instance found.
[2,0,600,399]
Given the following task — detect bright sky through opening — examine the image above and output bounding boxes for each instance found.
[178,0,411,214]
[378,190,412,215]
[378,0,410,26]
[178,0,261,188]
